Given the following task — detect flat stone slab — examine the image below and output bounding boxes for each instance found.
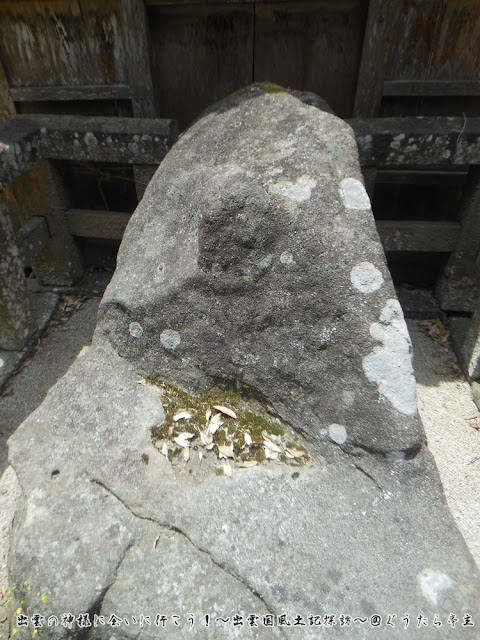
[7,86,480,638]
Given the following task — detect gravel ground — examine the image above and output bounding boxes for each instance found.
[0,304,479,637]
[407,319,480,568]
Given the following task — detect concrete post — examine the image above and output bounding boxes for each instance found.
[0,191,34,350]
[436,166,480,313]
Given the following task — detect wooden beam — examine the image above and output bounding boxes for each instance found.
[376,170,468,186]
[353,0,402,117]
[0,57,15,124]
[119,0,158,200]
[66,209,131,240]
[10,85,132,102]
[145,0,294,4]
[383,80,480,97]
[66,208,462,254]
[376,220,460,253]
[14,216,50,265]
[119,0,157,119]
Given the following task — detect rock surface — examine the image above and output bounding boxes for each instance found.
[7,86,480,638]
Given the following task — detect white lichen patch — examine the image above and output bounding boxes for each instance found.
[280,251,295,265]
[363,299,417,416]
[328,424,347,444]
[350,262,384,293]
[268,175,317,203]
[340,178,371,210]
[161,329,181,351]
[0,357,4,369]
[418,569,454,606]
[129,322,143,338]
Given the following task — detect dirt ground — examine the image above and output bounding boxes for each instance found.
[0,301,479,637]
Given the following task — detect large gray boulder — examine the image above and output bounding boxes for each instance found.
[8,86,480,639]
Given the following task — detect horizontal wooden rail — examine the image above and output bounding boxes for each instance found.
[376,220,460,252]
[66,210,130,241]
[66,208,461,254]
[383,80,480,97]
[376,170,468,186]
[10,85,132,102]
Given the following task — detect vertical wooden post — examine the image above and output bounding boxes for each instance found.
[353,0,402,118]
[120,0,159,201]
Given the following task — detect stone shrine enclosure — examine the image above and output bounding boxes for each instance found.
[6,87,480,638]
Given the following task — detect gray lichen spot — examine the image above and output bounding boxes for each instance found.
[268,175,317,203]
[339,178,371,210]
[350,262,384,293]
[328,424,347,445]
[363,300,417,416]
[161,329,181,351]
[280,251,295,265]
[418,569,454,606]
[84,131,98,147]
[258,254,273,271]
[342,389,355,407]
[129,322,143,339]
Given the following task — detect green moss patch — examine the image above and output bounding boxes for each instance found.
[149,378,311,475]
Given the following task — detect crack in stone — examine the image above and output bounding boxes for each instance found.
[90,478,283,629]
[351,462,386,495]
[86,541,134,640]
[350,441,423,461]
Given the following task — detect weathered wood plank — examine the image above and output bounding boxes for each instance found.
[254,1,368,119]
[119,0,157,119]
[149,2,254,130]
[353,0,401,117]
[0,57,15,124]
[67,209,463,253]
[10,85,132,102]
[14,216,50,265]
[119,0,159,199]
[0,2,128,90]
[384,1,480,90]
[383,80,480,97]
[67,209,130,240]
[145,0,302,4]
[376,220,461,253]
